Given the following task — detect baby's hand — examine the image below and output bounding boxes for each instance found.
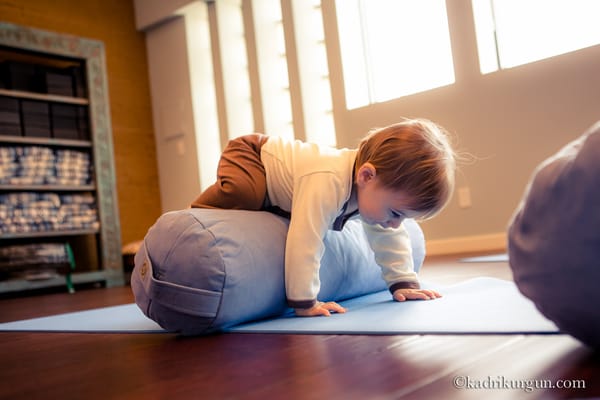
[295,301,347,317]
[393,288,442,302]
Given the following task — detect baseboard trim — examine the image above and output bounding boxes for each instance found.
[425,232,507,256]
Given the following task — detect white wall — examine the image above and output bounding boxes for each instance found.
[137,0,223,212]
[135,0,600,253]
[143,10,203,212]
[323,0,600,252]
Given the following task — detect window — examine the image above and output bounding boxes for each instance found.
[472,0,600,74]
[290,0,336,146]
[336,0,455,109]
[251,0,294,140]
[185,3,221,191]
[191,0,336,147]
[215,0,254,138]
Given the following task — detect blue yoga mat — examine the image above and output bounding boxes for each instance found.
[458,253,509,263]
[0,278,558,334]
[0,303,164,333]
[229,277,557,334]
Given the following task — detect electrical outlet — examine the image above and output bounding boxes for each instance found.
[176,138,186,155]
[458,187,472,209]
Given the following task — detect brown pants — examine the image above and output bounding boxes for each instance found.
[191,134,270,210]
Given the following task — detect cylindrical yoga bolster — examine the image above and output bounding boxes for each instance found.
[131,208,425,335]
[508,121,600,348]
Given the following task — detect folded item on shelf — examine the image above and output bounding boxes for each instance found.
[0,243,69,269]
[0,192,99,234]
[0,146,92,185]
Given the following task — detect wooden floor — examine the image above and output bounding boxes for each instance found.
[1,253,598,400]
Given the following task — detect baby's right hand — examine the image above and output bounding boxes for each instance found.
[295,301,346,317]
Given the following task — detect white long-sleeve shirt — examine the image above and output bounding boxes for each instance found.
[261,135,419,308]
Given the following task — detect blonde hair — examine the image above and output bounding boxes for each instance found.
[355,118,456,220]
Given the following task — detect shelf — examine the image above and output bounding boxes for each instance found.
[0,88,89,105]
[1,229,99,240]
[0,270,107,294]
[0,22,125,292]
[0,134,92,148]
[0,184,95,192]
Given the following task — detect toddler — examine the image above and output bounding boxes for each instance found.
[191,118,456,317]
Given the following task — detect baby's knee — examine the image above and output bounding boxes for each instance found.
[218,180,265,210]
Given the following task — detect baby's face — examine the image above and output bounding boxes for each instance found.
[357,180,419,229]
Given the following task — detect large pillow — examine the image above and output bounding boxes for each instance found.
[131,208,425,335]
[508,121,600,348]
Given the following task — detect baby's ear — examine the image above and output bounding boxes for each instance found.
[356,162,377,185]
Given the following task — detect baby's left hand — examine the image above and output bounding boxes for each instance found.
[393,288,442,302]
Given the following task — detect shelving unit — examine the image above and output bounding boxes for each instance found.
[0,22,123,294]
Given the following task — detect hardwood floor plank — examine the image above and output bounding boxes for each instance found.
[401,335,595,400]
[0,285,134,322]
[0,253,597,400]
[239,335,527,400]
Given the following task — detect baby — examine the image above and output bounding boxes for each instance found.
[191,118,456,316]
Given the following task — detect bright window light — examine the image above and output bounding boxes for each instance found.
[291,0,336,147]
[252,0,294,140]
[472,0,600,73]
[184,2,221,192]
[336,0,455,109]
[216,0,254,138]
